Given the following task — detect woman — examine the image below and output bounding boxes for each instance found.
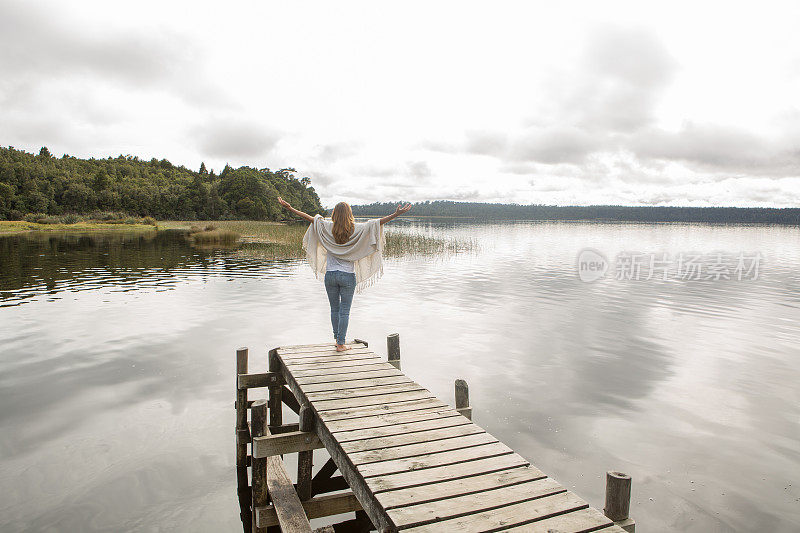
[277,197,411,351]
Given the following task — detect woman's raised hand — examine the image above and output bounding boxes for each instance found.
[395,202,412,215]
[277,196,290,208]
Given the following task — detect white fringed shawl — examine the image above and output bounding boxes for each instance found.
[302,214,386,293]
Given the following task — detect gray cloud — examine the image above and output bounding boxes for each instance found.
[421,25,799,183]
[194,119,278,161]
[405,160,432,180]
[0,1,232,113]
[632,123,800,176]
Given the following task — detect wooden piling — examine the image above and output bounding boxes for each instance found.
[297,404,314,501]
[455,378,472,420]
[268,349,283,430]
[605,471,635,532]
[387,333,400,370]
[251,400,268,533]
[235,347,252,533]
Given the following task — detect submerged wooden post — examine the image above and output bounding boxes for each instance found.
[268,349,283,430]
[297,405,314,501]
[235,347,252,533]
[604,471,635,532]
[387,333,400,370]
[251,400,268,533]
[455,379,472,420]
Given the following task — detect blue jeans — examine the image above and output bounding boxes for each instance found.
[324,270,356,345]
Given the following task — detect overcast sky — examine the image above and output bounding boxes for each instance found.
[1,1,799,207]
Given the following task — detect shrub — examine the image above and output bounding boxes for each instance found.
[24,212,47,223]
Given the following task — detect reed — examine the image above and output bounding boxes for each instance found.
[189,228,240,244]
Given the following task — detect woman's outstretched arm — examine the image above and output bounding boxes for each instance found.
[277,196,315,223]
[379,203,412,225]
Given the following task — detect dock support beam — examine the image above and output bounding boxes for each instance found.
[251,401,268,533]
[268,349,283,431]
[387,333,400,370]
[604,471,635,532]
[297,405,314,501]
[235,348,252,533]
[455,378,472,420]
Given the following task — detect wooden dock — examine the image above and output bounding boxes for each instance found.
[235,337,635,533]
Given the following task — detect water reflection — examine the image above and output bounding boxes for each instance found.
[1,222,799,532]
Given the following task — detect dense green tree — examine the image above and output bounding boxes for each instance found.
[0,146,325,221]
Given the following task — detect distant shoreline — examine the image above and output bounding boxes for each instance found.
[349,202,800,226]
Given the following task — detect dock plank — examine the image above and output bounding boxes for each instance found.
[334,414,470,443]
[305,381,425,400]
[294,368,405,385]
[366,453,531,493]
[388,477,565,529]
[314,390,435,412]
[376,466,546,509]
[301,375,415,393]
[349,432,498,465]
[499,507,623,532]
[325,409,460,433]
[317,398,451,422]
[359,441,515,478]
[340,422,483,453]
[400,491,589,533]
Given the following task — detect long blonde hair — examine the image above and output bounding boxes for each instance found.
[331,202,354,244]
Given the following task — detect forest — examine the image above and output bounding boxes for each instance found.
[352,201,800,225]
[0,146,325,221]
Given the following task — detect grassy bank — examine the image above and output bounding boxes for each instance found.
[0,220,158,236]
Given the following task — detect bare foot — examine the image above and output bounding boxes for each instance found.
[335,344,349,352]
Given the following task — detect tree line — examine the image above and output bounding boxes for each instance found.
[351,200,800,225]
[0,146,325,221]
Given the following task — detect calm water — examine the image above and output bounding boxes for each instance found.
[1,221,799,532]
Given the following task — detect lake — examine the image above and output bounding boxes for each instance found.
[1,220,798,532]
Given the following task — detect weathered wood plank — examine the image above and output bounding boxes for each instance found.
[305,381,424,401]
[265,452,313,532]
[283,347,374,360]
[388,477,565,529]
[292,362,391,378]
[284,353,379,367]
[301,375,414,394]
[254,492,363,528]
[238,371,284,389]
[499,506,623,532]
[277,343,367,355]
[335,413,469,443]
[288,358,386,372]
[317,398,451,422]
[340,422,483,453]
[365,453,530,493]
[252,431,323,458]
[314,390,435,412]
[400,491,588,533]
[376,466,546,510]
[359,441,515,478]
[349,432,498,465]
[294,368,405,385]
[325,408,459,433]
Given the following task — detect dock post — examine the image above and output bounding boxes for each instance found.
[455,379,472,420]
[235,347,252,533]
[604,471,635,532]
[297,404,314,501]
[268,349,283,430]
[387,333,400,370]
[251,400,268,533]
